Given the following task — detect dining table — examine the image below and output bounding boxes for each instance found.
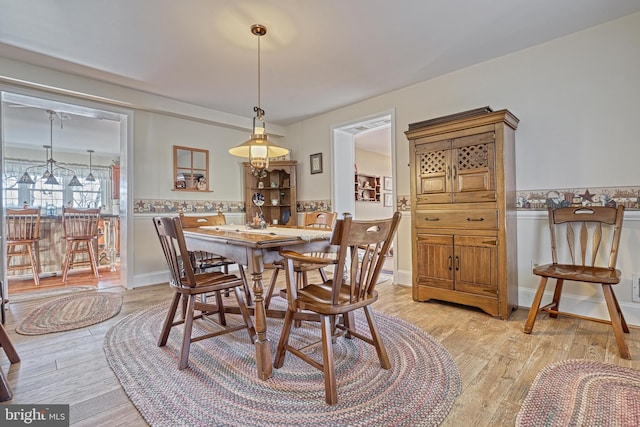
[181,223,333,381]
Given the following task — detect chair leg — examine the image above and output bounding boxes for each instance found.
[178,295,197,370]
[524,276,549,334]
[549,278,564,318]
[86,240,100,278]
[158,292,181,347]
[233,286,256,343]
[237,265,252,306]
[274,308,295,368]
[602,284,631,359]
[61,241,73,283]
[214,291,227,325]
[27,244,40,286]
[320,314,337,405]
[363,306,391,369]
[608,286,630,333]
[265,267,280,309]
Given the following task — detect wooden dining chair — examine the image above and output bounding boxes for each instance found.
[61,207,101,283]
[274,211,401,404]
[179,212,252,306]
[523,205,630,359]
[6,208,41,286]
[153,216,256,370]
[265,211,337,309]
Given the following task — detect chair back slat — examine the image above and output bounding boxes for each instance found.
[179,212,227,228]
[330,212,401,305]
[549,206,624,269]
[62,207,100,238]
[303,211,337,229]
[153,216,197,288]
[6,209,40,241]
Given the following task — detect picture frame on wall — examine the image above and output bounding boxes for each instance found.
[384,193,393,207]
[383,176,393,191]
[310,153,323,174]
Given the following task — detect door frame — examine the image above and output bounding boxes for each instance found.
[0,85,133,297]
[330,108,397,277]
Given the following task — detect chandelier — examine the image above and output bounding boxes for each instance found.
[228,24,289,177]
[18,110,82,187]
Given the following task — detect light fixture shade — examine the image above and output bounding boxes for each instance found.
[86,172,96,182]
[44,174,60,186]
[18,172,35,185]
[228,135,290,159]
[68,175,82,186]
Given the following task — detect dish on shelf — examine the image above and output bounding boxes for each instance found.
[252,192,265,206]
[282,209,291,225]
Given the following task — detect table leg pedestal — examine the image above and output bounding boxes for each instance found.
[250,264,273,380]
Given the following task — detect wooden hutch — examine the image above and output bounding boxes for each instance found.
[405,108,519,319]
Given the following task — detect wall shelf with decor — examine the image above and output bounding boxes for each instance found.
[243,161,297,226]
[354,173,381,202]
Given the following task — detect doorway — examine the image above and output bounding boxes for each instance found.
[331,110,396,276]
[1,88,132,298]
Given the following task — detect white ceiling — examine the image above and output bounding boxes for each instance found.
[2,0,640,153]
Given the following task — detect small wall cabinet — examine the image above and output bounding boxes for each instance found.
[244,161,297,226]
[355,174,381,202]
[406,109,519,319]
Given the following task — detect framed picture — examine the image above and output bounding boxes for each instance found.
[383,176,393,191]
[384,193,394,207]
[310,153,323,174]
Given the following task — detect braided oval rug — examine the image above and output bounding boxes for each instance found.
[104,300,461,427]
[16,291,123,335]
[517,359,640,426]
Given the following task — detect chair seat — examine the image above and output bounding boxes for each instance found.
[297,283,377,315]
[273,258,333,273]
[171,272,245,294]
[533,264,621,284]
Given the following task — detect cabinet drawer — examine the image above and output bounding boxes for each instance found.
[414,209,498,229]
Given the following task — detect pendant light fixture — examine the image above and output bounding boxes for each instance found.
[19,110,82,187]
[228,24,289,177]
[86,149,96,181]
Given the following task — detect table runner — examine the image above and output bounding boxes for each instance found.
[199,224,332,242]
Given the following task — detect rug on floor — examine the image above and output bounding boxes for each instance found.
[16,292,123,335]
[104,299,461,427]
[516,359,640,426]
[10,286,96,303]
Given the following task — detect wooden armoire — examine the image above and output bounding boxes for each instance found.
[405,109,519,319]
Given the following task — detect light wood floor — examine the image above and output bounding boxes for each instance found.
[2,270,639,426]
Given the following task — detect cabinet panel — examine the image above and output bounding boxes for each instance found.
[416,234,453,289]
[454,236,498,296]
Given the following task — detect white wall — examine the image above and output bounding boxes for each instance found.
[281,13,640,321]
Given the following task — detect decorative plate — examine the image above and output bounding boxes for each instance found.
[282,209,291,225]
[252,192,265,206]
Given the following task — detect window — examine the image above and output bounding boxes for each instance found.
[2,159,113,211]
[2,174,20,207]
[73,179,102,208]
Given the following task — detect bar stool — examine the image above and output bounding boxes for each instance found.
[61,207,101,283]
[6,208,41,286]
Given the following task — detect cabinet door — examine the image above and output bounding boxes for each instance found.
[454,235,498,296]
[451,132,496,203]
[414,139,452,204]
[415,234,454,289]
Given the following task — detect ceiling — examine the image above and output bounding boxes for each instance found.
[1,1,640,153]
